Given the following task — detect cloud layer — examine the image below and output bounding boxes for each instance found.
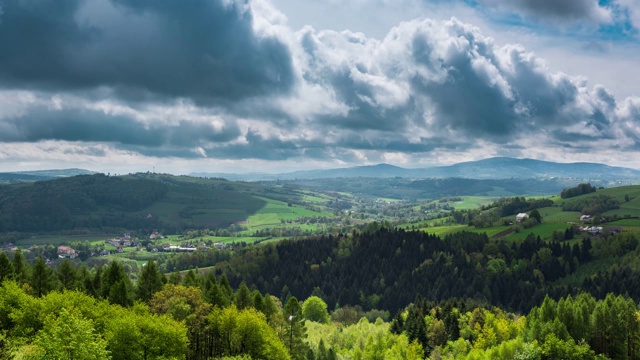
[0,0,639,171]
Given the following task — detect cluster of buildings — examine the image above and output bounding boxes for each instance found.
[577,215,622,235]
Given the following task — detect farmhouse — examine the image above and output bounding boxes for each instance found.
[516,213,529,223]
[164,244,197,252]
[580,215,592,222]
[58,246,77,259]
[586,226,603,235]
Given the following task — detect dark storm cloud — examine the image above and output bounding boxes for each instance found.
[333,133,466,152]
[206,130,303,160]
[0,106,241,148]
[478,0,610,22]
[0,0,294,103]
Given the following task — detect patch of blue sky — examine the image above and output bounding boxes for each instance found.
[598,2,639,41]
[462,0,638,43]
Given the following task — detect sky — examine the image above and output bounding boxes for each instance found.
[0,0,639,174]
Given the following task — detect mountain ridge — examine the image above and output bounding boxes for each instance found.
[192,157,640,181]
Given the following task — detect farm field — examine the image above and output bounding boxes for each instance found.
[451,196,498,210]
[246,197,333,228]
[18,234,111,246]
[502,222,577,242]
[535,206,581,223]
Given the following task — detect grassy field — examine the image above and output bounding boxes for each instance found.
[246,197,332,227]
[607,219,640,226]
[536,206,581,223]
[451,196,499,210]
[419,225,468,237]
[18,234,111,246]
[503,222,574,242]
[553,185,640,218]
[468,225,512,238]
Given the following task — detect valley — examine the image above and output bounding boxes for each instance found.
[2,160,640,359]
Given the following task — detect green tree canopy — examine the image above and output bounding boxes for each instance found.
[25,308,109,360]
[302,296,329,324]
[208,305,289,360]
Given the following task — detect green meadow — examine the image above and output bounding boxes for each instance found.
[246,197,332,228]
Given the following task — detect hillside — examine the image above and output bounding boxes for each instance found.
[0,168,95,184]
[0,173,332,234]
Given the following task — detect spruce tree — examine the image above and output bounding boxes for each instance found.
[56,258,77,290]
[234,282,254,310]
[283,296,308,359]
[30,255,55,297]
[136,260,164,302]
[12,248,29,283]
[206,281,230,308]
[0,252,14,282]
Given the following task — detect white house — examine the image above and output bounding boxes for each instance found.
[580,215,592,222]
[516,213,529,223]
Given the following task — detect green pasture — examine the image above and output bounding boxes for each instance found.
[110,251,165,262]
[451,197,499,210]
[376,197,403,203]
[503,222,574,242]
[607,219,640,226]
[555,185,640,204]
[194,236,273,244]
[535,206,581,223]
[603,196,640,218]
[468,225,512,238]
[301,194,328,204]
[247,197,332,227]
[18,235,110,247]
[420,225,468,237]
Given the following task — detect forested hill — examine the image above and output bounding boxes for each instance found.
[0,173,270,233]
[0,168,94,184]
[212,226,640,315]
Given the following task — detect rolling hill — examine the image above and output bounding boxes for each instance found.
[0,173,329,234]
[192,157,640,181]
[0,168,95,184]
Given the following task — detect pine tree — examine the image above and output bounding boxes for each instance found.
[182,269,198,288]
[56,258,77,290]
[12,248,29,283]
[109,279,133,307]
[167,271,181,285]
[219,274,233,298]
[206,281,230,308]
[101,261,132,306]
[234,282,254,310]
[136,260,164,302]
[283,296,308,359]
[0,252,14,282]
[87,266,102,298]
[253,290,265,313]
[30,255,56,297]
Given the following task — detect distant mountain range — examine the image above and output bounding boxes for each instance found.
[192,157,640,181]
[0,168,95,184]
[2,158,638,184]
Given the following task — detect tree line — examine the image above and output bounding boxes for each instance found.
[209,227,640,316]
